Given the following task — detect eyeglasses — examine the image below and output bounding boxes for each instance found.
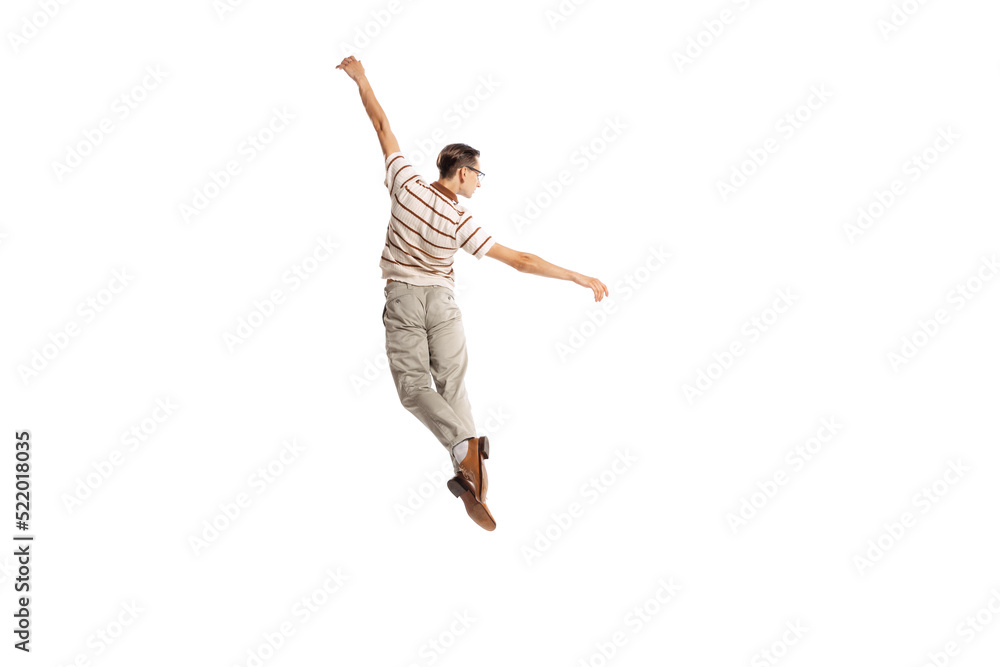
[464,165,485,183]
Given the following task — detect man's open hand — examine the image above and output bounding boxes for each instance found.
[336,55,365,82]
[572,273,610,302]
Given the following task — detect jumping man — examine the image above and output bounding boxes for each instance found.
[337,55,609,531]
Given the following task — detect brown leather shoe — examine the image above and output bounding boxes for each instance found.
[478,436,489,500]
[448,476,496,531]
[456,436,488,502]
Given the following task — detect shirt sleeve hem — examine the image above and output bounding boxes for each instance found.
[474,236,496,260]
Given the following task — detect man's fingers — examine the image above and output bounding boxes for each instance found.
[580,277,606,301]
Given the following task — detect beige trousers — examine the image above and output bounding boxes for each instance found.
[382,280,476,473]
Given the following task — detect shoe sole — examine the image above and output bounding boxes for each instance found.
[478,436,489,499]
[448,477,496,531]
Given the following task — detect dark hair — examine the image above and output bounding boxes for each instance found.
[436,143,480,180]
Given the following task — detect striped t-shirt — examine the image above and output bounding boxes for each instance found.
[380,151,495,289]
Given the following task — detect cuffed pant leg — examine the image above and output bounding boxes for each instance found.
[426,288,478,474]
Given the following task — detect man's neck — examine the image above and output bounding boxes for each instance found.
[431,180,460,203]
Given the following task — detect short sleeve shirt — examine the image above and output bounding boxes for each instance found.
[380,152,495,289]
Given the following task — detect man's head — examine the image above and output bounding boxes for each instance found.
[436,143,483,198]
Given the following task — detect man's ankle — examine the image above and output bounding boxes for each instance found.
[451,437,471,465]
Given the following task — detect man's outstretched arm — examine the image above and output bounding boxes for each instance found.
[486,243,610,302]
[336,56,399,158]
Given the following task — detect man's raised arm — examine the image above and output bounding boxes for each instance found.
[336,56,400,158]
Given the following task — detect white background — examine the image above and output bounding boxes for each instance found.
[2,0,999,665]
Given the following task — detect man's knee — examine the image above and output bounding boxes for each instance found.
[397,378,429,405]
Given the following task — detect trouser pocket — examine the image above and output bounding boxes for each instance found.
[384,292,419,327]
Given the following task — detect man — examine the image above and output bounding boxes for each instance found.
[337,55,609,531]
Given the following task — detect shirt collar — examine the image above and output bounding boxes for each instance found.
[430,181,458,204]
